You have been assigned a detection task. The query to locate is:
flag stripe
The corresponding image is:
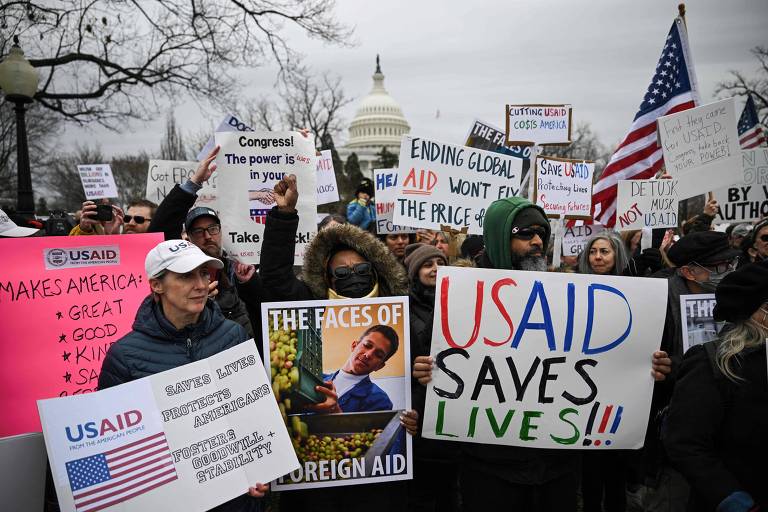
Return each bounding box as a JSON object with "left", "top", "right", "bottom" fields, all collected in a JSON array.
[
  {"left": 75, "top": 466, "right": 176, "bottom": 506},
  {"left": 107, "top": 445, "right": 170, "bottom": 471},
  {"left": 102, "top": 432, "right": 165, "bottom": 456},
  {"left": 108, "top": 453, "right": 173, "bottom": 479},
  {"left": 72, "top": 457, "right": 174, "bottom": 499},
  {"left": 80, "top": 475, "right": 179, "bottom": 512},
  {"left": 107, "top": 438, "right": 168, "bottom": 463}
]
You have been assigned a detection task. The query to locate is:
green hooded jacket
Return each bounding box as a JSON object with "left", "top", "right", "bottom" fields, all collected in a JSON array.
[{"left": 482, "top": 196, "right": 550, "bottom": 270}]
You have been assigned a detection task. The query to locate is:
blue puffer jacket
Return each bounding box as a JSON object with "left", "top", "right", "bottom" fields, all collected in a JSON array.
[
  {"left": 98, "top": 296, "right": 263, "bottom": 512},
  {"left": 346, "top": 198, "right": 376, "bottom": 230}
]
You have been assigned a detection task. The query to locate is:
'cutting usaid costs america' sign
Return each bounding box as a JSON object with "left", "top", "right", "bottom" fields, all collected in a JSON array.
[
  {"left": 422, "top": 267, "right": 667, "bottom": 449},
  {"left": 505, "top": 104, "right": 572, "bottom": 146}
]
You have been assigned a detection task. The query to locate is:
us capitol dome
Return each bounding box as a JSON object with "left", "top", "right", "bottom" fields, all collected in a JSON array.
[{"left": 339, "top": 56, "right": 411, "bottom": 176}]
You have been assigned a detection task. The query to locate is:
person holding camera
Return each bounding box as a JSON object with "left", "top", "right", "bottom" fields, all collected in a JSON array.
[{"left": 69, "top": 198, "right": 157, "bottom": 235}]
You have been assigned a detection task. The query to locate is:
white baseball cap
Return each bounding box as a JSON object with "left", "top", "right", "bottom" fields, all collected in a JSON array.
[
  {"left": 145, "top": 239, "right": 224, "bottom": 278},
  {"left": 0, "top": 208, "right": 39, "bottom": 237}
]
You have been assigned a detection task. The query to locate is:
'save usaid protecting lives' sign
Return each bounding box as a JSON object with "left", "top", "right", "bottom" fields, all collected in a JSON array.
[{"left": 422, "top": 267, "right": 667, "bottom": 449}]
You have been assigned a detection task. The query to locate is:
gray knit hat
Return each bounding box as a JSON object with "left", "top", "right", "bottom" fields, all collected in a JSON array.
[{"left": 403, "top": 243, "right": 447, "bottom": 282}]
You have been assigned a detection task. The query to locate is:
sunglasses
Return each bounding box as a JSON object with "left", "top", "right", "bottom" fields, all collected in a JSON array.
[
  {"left": 124, "top": 215, "right": 151, "bottom": 224},
  {"left": 691, "top": 260, "right": 736, "bottom": 274},
  {"left": 512, "top": 227, "right": 547, "bottom": 241},
  {"left": 188, "top": 224, "right": 221, "bottom": 238},
  {"left": 330, "top": 262, "right": 373, "bottom": 280}
]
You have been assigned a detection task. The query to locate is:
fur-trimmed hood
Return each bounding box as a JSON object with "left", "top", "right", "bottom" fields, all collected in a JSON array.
[{"left": 301, "top": 223, "right": 408, "bottom": 298}]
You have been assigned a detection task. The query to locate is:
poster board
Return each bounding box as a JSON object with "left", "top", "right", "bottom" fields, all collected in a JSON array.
[
  {"left": 214, "top": 131, "right": 317, "bottom": 264},
  {"left": 422, "top": 266, "right": 667, "bottom": 449},
  {"left": 261, "top": 297, "right": 412, "bottom": 490},
  {"left": 316, "top": 150, "right": 340, "bottom": 205},
  {"left": 679, "top": 294, "right": 723, "bottom": 354},
  {"left": 562, "top": 224, "right": 608, "bottom": 256},
  {"left": 197, "top": 114, "right": 255, "bottom": 161},
  {"left": 464, "top": 119, "right": 532, "bottom": 180},
  {"left": 658, "top": 97, "right": 742, "bottom": 199},
  {"left": 373, "top": 168, "right": 417, "bottom": 235},
  {"left": 77, "top": 164, "right": 118, "bottom": 200},
  {"left": 533, "top": 156, "right": 594, "bottom": 219},
  {"left": 0, "top": 233, "right": 164, "bottom": 437},
  {"left": 616, "top": 179, "right": 679, "bottom": 230},
  {"left": 145, "top": 160, "right": 217, "bottom": 206},
  {"left": 713, "top": 148, "right": 768, "bottom": 222},
  {"left": 39, "top": 342, "right": 298, "bottom": 512},
  {"left": 393, "top": 135, "right": 523, "bottom": 235},
  {"left": 505, "top": 104, "right": 573, "bottom": 146}
]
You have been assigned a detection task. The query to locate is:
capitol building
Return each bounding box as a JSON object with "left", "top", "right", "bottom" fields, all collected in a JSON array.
[{"left": 338, "top": 56, "right": 411, "bottom": 176}]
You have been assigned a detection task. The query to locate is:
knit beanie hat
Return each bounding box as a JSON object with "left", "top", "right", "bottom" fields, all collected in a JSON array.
[
  {"left": 713, "top": 260, "right": 768, "bottom": 323},
  {"left": 403, "top": 243, "right": 447, "bottom": 282},
  {"left": 483, "top": 197, "right": 550, "bottom": 270}
]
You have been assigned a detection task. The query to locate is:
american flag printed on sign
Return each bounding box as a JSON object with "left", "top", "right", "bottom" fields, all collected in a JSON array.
[
  {"left": 591, "top": 17, "right": 700, "bottom": 227},
  {"left": 738, "top": 95, "right": 767, "bottom": 149},
  {"left": 65, "top": 432, "right": 177, "bottom": 512}
]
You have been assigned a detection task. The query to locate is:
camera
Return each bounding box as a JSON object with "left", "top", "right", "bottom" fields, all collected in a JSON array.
[
  {"left": 95, "top": 203, "right": 113, "bottom": 222},
  {"left": 45, "top": 210, "right": 74, "bottom": 236}
]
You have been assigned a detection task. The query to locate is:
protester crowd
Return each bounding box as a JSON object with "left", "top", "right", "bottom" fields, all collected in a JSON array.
[{"left": 1, "top": 141, "right": 767, "bottom": 512}]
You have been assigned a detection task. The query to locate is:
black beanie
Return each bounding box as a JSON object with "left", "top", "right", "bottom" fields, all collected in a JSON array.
[
  {"left": 713, "top": 260, "right": 768, "bottom": 323},
  {"left": 512, "top": 206, "right": 550, "bottom": 251}
]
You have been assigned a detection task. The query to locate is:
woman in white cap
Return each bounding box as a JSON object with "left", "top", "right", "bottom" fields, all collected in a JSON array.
[{"left": 98, "top": 240, "right": 269, "bottom": 510}]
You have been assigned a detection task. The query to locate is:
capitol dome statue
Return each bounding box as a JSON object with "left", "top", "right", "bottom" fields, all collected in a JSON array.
[{"left": 339, "top": 56, "right": 411, "bottom": 176}]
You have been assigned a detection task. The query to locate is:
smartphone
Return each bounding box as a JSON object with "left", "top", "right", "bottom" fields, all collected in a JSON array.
[{"left": 95, "top": 204, "right": 113, "bottom": 222}]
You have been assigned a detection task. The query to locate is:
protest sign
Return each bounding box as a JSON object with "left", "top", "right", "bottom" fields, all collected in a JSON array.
[
  {"left": 505, "top": 104, "right": 572, "bottom": 146},
  {"left": 422, "top": 266, "right": 667, "bottom": 449},
  {"left": 214, "top": 131, "right": 317, "bottom": 264},
  {"left": 197, "top": 114, "right": 255, "bottom": 161},
  {"left": 145, "top": 160, "right": 217, "bottom": 205},
  {"left": 713, "top": 148, "right": 768, "bottom": 222},
  {"left": 39, "top": 342, "right": 298, "bottom": 512},
  {"left": 464, "top": 119, "right": 532, "bottom": 178},
  {"left": 77, "top": 164, "right": 118, "bottom": 200},
  {"left": 394, "top": 135, "right": 523, "bottom": 235},
  {"left": 261, "top": 297, "right": 412, "bottom": 490},
  {"left": 534, "top": 156, "right": 594, "bottom": 219},
  {"left": 0, "top": 234, "right": 163, "bottom": 437},
  {"left": 374, "top": 168, "right": 416, "bottom": 235},
  {"left": 615, "top": 179, "right": 679, "bottom": 230},
  {"left": 658, "top": 97, "right": 742, "bottom": 198},
  {"left": 316, "top": 150, "right": 340, "bottom": 205},
  {"left": 562, "top": 224, "right": 608, "bottom": 256},
  {"left": 679, "top": 294, "right": 723, "bottom": 353}
]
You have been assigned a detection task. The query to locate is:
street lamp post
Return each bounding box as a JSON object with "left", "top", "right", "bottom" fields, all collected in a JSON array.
[{"left": 0, "top": 41, "right": 39, "bottom": 217}]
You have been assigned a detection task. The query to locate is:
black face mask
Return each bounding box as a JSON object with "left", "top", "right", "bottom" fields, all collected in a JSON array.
[{"left": 334, "top": 273, "right": 374, "bottom": 298}]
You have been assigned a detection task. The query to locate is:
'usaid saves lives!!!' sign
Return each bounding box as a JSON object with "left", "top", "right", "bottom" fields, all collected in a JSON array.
[{"left": 422, "top": 267, "right": 666, "bottom": 449}]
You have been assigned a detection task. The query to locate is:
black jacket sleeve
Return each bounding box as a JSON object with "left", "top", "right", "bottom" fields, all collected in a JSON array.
[
  {"left": 97, "top": 344, "right": 131, "bottom": 390},
  {"left": 259, "top": 207, "right": 313, "bottom": 301},
  {"left": 148, "top": 184, "right": 197, "bottom": 240},
  {"left": 663, "top": 345, "right": 743, "bottom": 511}
]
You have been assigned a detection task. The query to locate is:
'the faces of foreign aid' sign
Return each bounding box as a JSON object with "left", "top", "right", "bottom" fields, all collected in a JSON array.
[{"left": 422, "top": 267, "right": 667, "bottom": 449}]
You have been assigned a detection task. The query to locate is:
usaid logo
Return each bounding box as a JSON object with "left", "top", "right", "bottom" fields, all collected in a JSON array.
[
  {"left": 65, "top": 410, "right": 143, "bottom": 442},
  {"left": 44, "top": 245, "right": 121, "bottom": 270}
]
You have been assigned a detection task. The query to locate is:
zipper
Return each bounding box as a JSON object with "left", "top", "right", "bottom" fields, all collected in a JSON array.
[{"left": 186, "top": 338, "right": 192, "bottom": 358}]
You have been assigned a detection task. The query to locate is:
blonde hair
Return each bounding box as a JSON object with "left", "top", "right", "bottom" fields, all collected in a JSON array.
[{"left": 716, "top": 320, "right": 768, "bottom": 382}]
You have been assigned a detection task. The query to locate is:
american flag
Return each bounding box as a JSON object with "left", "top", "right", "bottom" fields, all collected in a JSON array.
[
  {"left": 591, "top": 17, "right": 700, "bottom": 226},
  {"left": 65, "top": 432, "right": 177, "bottom": 512},
  {"left": 738, "top": 95, "right": 766, "bottom": 149}
]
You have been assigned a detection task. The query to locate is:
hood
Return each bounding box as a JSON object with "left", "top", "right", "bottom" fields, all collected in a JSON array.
[
  {"left": 132, "top": 295, "right": 226, "bottom": 341},
  {"left": 301, "top": 223, "right": 408, "bottom": 298},
  {"left": 483, "top": 196, "right": 549, "bottom": 270}
]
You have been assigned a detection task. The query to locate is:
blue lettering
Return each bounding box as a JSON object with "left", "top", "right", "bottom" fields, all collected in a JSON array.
[
  {"left": 65, "top": 424, "right": 84, "bottom": 442},
  {"left": 511, "top": 281, "right": 557, "bottom": 351},
  {"left": 582, "top": 284, "right": 633, "bottom": 354},
  {"left": 563, "top": 283, "right": 575, "bottom": 352}
]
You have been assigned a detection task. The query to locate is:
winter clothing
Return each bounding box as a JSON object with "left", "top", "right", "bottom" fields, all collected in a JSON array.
[
  {"left": 346, "top": 198, "right": 376, "bottom": 230},
  {"left": 403, "top": 243, "right": 446, "bottom": 282},
  {"left": 482, "top": 197, "right": 549, "bottom": 270},
  {"left": 664, "top": 342, "right": 768, "bottom": 511},
  {"left": 667, "top": 231, "right": 740, "bottom": 267},
  {"left": 713, "top": 261, "right": 768, "bottom": 323}
]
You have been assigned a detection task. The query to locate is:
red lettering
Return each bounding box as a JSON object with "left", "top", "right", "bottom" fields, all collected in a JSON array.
[
  {"left": 484, "top": 278, "right": 517, "bottom": 346},
  {"left": 440, "top": 276, "right": 484, "bottom": 349},
  {"left": 100, "top": 418, "right": 117, "bottom": 435}
]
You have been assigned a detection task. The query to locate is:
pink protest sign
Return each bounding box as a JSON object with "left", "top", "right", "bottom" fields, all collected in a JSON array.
[{"left": 0, "top": 233, "right": 163, "bottom": 436}]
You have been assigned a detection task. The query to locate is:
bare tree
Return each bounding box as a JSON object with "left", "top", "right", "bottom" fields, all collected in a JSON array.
[
  {"left": 38, "top": 146, "right": 106, "bottom": 211},
  {"left": 0, "top": 1, "right": 351, "bottom": 128},
  {"left": 159, "top": 112, "right": 187, "bottom": 161},
  {"left": 716, "top": 46, "right": 768, "bottom": 125}
]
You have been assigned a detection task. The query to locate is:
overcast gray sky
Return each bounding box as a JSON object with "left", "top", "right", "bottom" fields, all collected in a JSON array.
[{"left": 59, "top": 0, "right": 768, "bottom": 158}]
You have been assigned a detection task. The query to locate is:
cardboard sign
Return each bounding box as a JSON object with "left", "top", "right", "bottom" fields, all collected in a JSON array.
[
  {"left": 394, "top": 135, "right": 524, "bottom": 235},
  {"left": 658, "top": 98, "right": 741, "bottom": 198},
  {"left": 505, "top": 104, "right": 573, "bottom": 146},
  {"left": 562, "top": 224, "right": 608, "bottom": 256},
  {"left": 261, "top": 297, "right": 412, "bottom": 490},
  {"left": 145, "top": 160, "right": 217, "bottom": 206},
  {"left": 616, "top": 179, "right": 679, "bottom": 230},
  {"left": 39, "top": 342, "right": 298, "bottom": 512},
  {"left": 534, "top": 156, "right": 594, "bottom": 219},
  {"left": 422, "top": 266, "right": 667, "bottom": 449},
  {"left": 77, "top": 164, "right": 118, "bottom": 200},
  {"left": 374, "top": 168, "right": 416, "bottom": 235},
  {"left": 214, "top": 131, "right": 317, "bottom": 264},
  {"left": 0, "top": 234, "right": 164, "bottom": 437},
  {"left": 713, "top": 148, "right": 768, "bottom": 222},
  {"left": 197, "top": 114, "right": 255, "bottom": 161},
  {"left": 316, "top": 150, "right": 340, "bottom": 205},
  {"left": 679, "top": 294, "right": 723, "bottom": 354}
]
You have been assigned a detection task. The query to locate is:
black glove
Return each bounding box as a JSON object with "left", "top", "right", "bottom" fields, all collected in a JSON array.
[{"left": 625, "top": 248, "right": 663, "bottom": 276}]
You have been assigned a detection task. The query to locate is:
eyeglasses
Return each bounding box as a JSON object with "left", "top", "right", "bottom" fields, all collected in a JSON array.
[
  {"left": 691, "top": 260, "right": 736, "bottom": 275},
  {"left": 512, "top": 227, "right": 547, "bottom": 241},
  {"left": 188, "top": 224, "right": 221, "bottom": 238},
  {"left": 330, "top": 262, "right": 373, "bottom": 280},
  {"left": 124, "top": 215, "right": 151, "bottom": 224}
]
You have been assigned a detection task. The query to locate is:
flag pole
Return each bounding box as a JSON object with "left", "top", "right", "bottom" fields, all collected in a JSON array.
[{"left": 678, "top": 3, "right": 686, "bottom": 23}]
